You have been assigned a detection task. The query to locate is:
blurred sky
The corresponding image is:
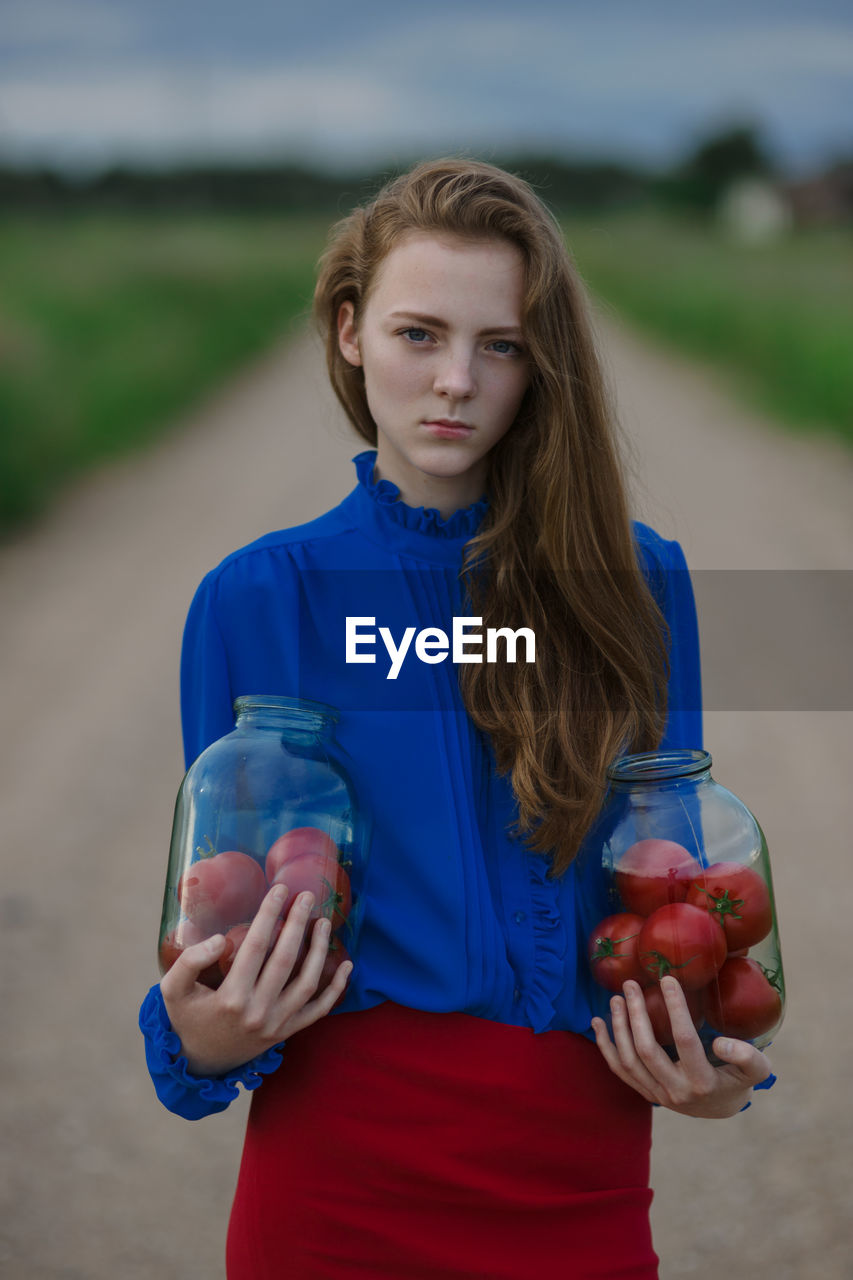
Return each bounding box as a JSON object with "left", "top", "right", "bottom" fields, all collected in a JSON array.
[{"left": 0, "top": 0, "right": 851, "bottom": 176}]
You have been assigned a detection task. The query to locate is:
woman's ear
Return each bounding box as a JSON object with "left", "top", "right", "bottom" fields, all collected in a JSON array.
[{"left": 337, "top": 301, "right": 362, "bottom": 367}]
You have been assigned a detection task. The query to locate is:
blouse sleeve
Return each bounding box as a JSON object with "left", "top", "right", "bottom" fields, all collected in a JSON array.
[
  {"left": 138, "top": 984, "right": 285, "bottom": 1121},
  {"left": 635, "top": 525, "right": 703, "bottom": 751},
  {"left": 140, "top": 559, "right": 288, "bottom": 1120},
  {"left": 180, "top": 568, "right": 238, "bottom": 769}
]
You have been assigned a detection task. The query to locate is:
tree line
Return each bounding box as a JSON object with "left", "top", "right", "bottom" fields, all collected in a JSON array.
[{"left": 0, "top": 126, "right": 802, "bottom": 216}]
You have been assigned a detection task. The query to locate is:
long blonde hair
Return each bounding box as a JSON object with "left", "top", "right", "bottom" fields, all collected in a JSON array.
[{"left": 313, "top": 158, "right": 668, "bottom": 875}]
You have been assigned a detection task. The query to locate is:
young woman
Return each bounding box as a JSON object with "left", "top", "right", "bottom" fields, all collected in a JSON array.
[{"left": 140, "top": 158, "right": 773, "bottom": 1279}]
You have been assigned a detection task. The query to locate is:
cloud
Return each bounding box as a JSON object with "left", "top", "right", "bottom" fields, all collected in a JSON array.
[
  {"left": 0, "top": 64, "right": 401, "bottom": 167},
  {"left": 1, "top": 0, "right": 143, "bottom": 55},
  {"left": 359, "top": 12, "right": 853, "bottom": 102},
  {"left": 0, "top": 7, "right": 849, "bottom": 171}
]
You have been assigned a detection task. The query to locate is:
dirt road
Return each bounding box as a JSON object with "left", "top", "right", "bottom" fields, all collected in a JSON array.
[{"left": 1, "top": 318, "right": 850, "bottom": 1279}]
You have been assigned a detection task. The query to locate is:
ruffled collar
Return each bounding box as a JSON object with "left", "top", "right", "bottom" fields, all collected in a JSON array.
[{"left": 353, "top": 451, "right": 488, "bottom": 547}]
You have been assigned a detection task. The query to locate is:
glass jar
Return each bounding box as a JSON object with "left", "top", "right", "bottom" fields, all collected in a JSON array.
[
  {"left": 158, "top": 695, "right": 369, "bottom": 992},
  {"left": 576, "top": 749, "right": 784, "bottom": 1061}
]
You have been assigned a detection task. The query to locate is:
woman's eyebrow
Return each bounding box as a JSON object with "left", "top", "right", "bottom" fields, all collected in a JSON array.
[{"left": 388, "top": 310, "right": 523, "bottom": 337}]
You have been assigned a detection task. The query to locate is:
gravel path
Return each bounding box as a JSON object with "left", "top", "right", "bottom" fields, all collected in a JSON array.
[{"left": 1, "top": 318, "right": 850, "bottom": 1279}]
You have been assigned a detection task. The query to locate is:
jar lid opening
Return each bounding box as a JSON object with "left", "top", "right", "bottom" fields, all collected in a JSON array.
[
  {"left": 233, "top": 694, "right": 340, "bottom": 723},
  {"left": 607, "top": 748, "right": 711, "bottom": 783}
]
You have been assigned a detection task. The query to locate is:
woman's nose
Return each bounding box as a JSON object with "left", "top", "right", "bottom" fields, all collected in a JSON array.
[{"left": 433, "top": 349, "right": 476, "bottom": 400}]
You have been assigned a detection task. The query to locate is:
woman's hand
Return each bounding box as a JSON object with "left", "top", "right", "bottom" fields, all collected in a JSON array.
[
  {"left": 591, "top": 975, "right": 773, "bottom": 1118},
  {"left": 160, "top": 883, "right": 353, "bottom": 1078}
]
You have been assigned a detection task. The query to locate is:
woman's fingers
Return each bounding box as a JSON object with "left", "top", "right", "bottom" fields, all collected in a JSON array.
[
  {"left": 590, "top": 1014, "right": 657, "bottom": 1103},
  {"left": 657, "top": 976, "right": 712, "bottom": 1076},
  {"left": 634, "top": 978, "right": 718, "bottom": 1106},
  {"left": 593, "top": 976, "right": 776, "bottom": 1117},
  {"left": 594, "top": 979, "right": 715, "bottom": 1105},
  {"left": 260, "top": 909, "right": 327, "bottom": 1005},
  {"left": 274, "top": 945, "right": 354, "bottom": 1038},
  {"left": 160, "top": 932, "right": 226, "bottom": 1000},
  {"left": 253, "top": 889, "right": 320, "bottom": 1002},
  {"left": 711, "top": 1035, "right": 774, "bottom": 1085},
  {"left": 223, "top": 883, "right": 301, "bottom": 995},
  {"left": 591, "top": 988, "right": 663, "bottom": 1103},
  {"left": 611, "top": 984, "right": 673, "bottom": 1099},
  {"left": 161, "top": 881, "right": 355, "bottom": 1070}
]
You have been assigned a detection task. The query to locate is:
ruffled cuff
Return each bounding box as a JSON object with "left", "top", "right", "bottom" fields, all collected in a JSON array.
[{"left": 138, "top": 983, "right": 285, "bottom": 1121}]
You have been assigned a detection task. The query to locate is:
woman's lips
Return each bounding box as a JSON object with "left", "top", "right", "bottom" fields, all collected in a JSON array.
[{"left": 422, "top": 419, "right": 474, "bottom": 439}]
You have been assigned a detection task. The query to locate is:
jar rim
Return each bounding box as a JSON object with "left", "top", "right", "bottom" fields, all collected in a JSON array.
[
  {"left": 607, "top": 748, "right": 711, "bottom": 783},
  {"left": 232, "top": 694, "right": 340, "bottom": 723}
]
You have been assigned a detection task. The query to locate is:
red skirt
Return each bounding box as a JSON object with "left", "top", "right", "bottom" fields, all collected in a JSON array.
[{"left": 226, "top": 1002, "right": 658, "bottom": 1279}]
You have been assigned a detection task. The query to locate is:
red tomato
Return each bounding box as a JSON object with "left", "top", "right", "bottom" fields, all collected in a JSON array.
[
  {"left": 638, "top": 902, "right": 727, "bottom": 989},
  {"left": 642, "top": 983, "right": 705, "bottom": 1046},
  {"left": 706, "top": 957, "right": 782, "bottom": 1040},
  {"left": 614, "top": 839, "right": 702, "bottom": 916},
  {"left": 588, "top": 913, "right": 649, "bottom": 992},
  {"left": 270, "top": 850, "right": 352, "bottom": 932},
  {"left": 684, "top": 862, "right": 772, "bottom": 950},
  {"left": 177, "top": 850, "right": 267, "bottom": 934},
  {"left": 265, "top": 827, "right": 341, "bottom": 884},
  {"left": 158, "top": 919, "right": 221, "bottom": 988}
]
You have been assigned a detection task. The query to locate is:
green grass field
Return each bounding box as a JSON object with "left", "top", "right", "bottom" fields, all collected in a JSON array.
[
  {"left": 0, "top": 209, "right": 850, "bottom": 533},
  {"left": 0, "top": 212, "right": 328, "bottom": 530},
  {"left": 562, "top": 212, "right": 853, "bottom": 441}
]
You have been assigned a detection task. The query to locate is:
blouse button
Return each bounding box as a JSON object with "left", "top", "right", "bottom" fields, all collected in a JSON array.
[
  {"left": 513, "top": 910, "right": 526, "bottom": 924},
  {"left": 513, "top": 987, "right": 521, "bottom": 1003}
]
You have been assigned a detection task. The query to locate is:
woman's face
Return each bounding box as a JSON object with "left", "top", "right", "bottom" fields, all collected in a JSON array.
[{"left": 337, "top": 231, "right": 530, "bottom": 517}]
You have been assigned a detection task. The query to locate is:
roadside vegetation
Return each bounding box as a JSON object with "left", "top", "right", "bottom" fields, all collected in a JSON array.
[
  {"left": 563, "top": 212, "right": 852, "bottom": 443},
  {"left": 1, "top": 195, "right": 850, "bottom": 534},
  {"left": 0, "top": 212, "right": 327, "bottom": 531}
]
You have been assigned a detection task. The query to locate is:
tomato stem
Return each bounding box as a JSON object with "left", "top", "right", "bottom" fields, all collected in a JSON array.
[
  {"left": 641, "top": 949, "right": 698, "bottom": 980},
  {"left": 694, "top": 885, "right": 744, "bottom": 922},
  {"left": 758, "top": 960, "right": 784, "bottom": 993},
  {"left": 318, "top": 874, "right": 348, "bottom": 926},
  {"left": 591, "top": 931, "right": 641, "bottom": 961}
]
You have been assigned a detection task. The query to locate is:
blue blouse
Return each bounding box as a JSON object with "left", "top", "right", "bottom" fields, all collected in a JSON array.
[{"left": 140, "top": 450, "right": 704, "bottom": 1119}]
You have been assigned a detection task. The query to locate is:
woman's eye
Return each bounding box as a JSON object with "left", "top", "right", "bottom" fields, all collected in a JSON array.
[
  {"left": 489, "top": 339, "right": 523, "bottom": 356},
  {"left": 403, "top": 328, "right": 430, "bottom": 343}
]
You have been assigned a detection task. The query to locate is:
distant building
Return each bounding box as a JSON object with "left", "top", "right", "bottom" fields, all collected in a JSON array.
[
  {"left": 717, "top": 177, "right": 793, "bottom": 243},
  {"left": 782, "top": 162, "right": 853, "bottom": 228}
]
